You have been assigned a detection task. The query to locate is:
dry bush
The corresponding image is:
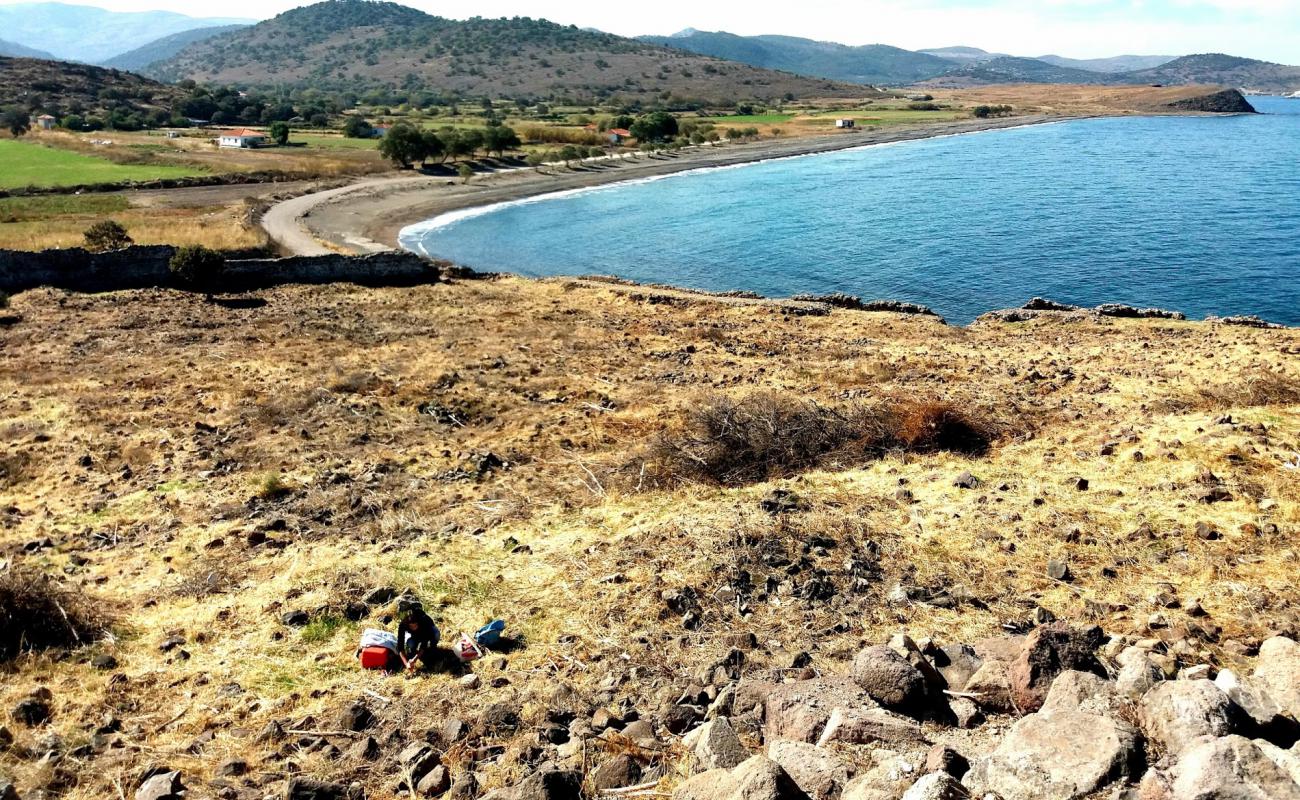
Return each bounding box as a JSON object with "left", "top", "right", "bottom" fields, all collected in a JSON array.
[
  {"left": 517, "top": 124, "right": 604, "bottom": 146},
  {"left": 895, "top": 401, "right": 993, "bottom": 455},
  {"left": 1159, "top": 372, "right": 1300, "bottom": 414},
  {"left": 641, "top": 392, "right": 996, "bottom": 487},
  {"left": 0, "top": 568, "right": 114, "bottom": 660}
]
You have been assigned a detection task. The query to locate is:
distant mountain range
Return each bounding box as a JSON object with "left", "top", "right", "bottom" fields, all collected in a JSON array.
[
  {"left": 102, "top": 25, "right": 249, "bottom": 72},
  {"left": 0, "top": 2, "right": 252, "bottom": 64},
  {"left": 0, "top": 38, "right": 56, "bottom": 59},
  {"left": 642, "top": 31, "right": 1300, "bottom": 93},
  {"left": 144, "top": 0, "right": 865, "bottom": 102}
]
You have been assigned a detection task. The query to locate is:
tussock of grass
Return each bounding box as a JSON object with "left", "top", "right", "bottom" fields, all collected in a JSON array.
[
  {"left": 1169, "top": 372, "right": 1300, "bottom": 413},
  {"left": 0, "top": 568, "right": 114, "bottom": 660},
  {"left": 641, "top": 392, "right": 995, "bottom": 486}
]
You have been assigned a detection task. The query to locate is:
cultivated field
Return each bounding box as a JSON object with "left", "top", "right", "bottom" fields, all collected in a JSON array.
[
  {"left": 0, "top": 275, "right": 1296, "bottom": 798},
  {"left": 0, "top": 139, "right": 201, "bottom": 190}
]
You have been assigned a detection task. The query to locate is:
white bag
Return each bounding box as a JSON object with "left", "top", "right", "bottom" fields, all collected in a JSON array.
[{"left": 359, "top": 628, "right": 398, "bottom": 653}]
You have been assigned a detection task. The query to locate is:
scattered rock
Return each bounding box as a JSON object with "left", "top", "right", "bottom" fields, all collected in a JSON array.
[
  {"left": 514, "top": 770, "right": 583, "bottom": 800},
  {"left": 591, "top": 755, "right": 643, "bottom": 791},
  {"left": 924, "top": 745, "right": 969, "bottom": 779},
  {"left": 953, "top": 472, "right": 979, "bottom": 490},
  {"left": 674, "top": 755, "right": 809, "bottom": 800},
  {"left": 767, "top": 741, "right": 854, "bottom": 800},
  {"left": 338, "top": 702, "right": 374, "bottom": 732},
  {"left": 11, "top": 695, "right": 51, "bottom": 727},
  {"left": 281, "top": 610, "right": 310, "bottom": 626},
  {"left": 285, "top": 778, "right": 362, "bottom": 800},
  {"left": 1216, "top": 669, "right": 1300, "bottom": 745},
  {"left": 1169, "top": 735, "right": 1300, "bottom": 799},
  {"left": 683, "top": 717, "right": 749, "bottom": 771},
  {"left": 135, "top": 771, "right": 184, "bottom": 800},
  {"left": 900, "top": 773, "right": 969, "bottom": 800},
  {"left": 417, "top": 766, "right": 452, "bottom": 797},
  {"left": 851, "top": 646, "right": 927, "bottom": 714},
  {"left": 1041, "top": 670, "right": 1124, "bottom": 716},
  {"left": 347, "top": 736, "right": 380, "bottom": 761},
  {"left": 1254, "top": 636, "right": 1300, "bottom": 721},
  {"left": 215, "top": 760, "right": 247, "bottom": 778},
  {"left": 1141, "top": 679, "right": 1237, "bottom": 757},
  {"left": 765, "top": 678, "right": 877, "bottom": 744},
  {"left": 1008, "top": 623, "right": 1105, "bottom": 714},
  {"left": 1045, "top": 559, "right": 1071, "bottom": 582},
  {"left": 963, "top": 660, "right": 1014, "bottom": 714},
  {"left": 965, "top": 710, "right": 1140, "bottom": 800},
  {"left": 815, "top": 707, "right": 925, "bottom": 748}
]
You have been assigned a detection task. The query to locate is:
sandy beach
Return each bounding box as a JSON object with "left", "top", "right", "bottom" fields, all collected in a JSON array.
[{"left": 264, "top": 115, "right": 1057, "bottom": 256}]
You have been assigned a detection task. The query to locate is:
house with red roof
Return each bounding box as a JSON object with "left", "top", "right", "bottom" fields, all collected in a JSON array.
[
  {"left": 607, "top": 128, "right": 633, "bottom": 145},
  {"left": 217, "top": 128, "right": 267, "bottom": 149}
]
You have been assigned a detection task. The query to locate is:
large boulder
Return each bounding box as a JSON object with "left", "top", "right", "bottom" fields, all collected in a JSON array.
[
  {"left": 1115, "top": 647, "right": 1164, "bottom": 701},
  {"left": 1217, "top": 669, "right": 1300, "bottom": 747},
  {"left": 674, "top": 756, "right": 810, "bottom": 800},
  {"left": 136, "top": 771, "right": 184, "bottom": 800},
  {"left": 839, "top": 756, "right": 921, "bottom": 800},
  {"left": 765, "top": 678, "right": 877, "bottom": 744},
  {"left": 964, "top": 710, "right": 1141, "bottom": 800},
  {"left": 514, "top": 770, "right": 582, "bottom": 800},
  {"left": 815, "top": 708, "right": 926, "bottom": 748},
  {"left": 1255, "top": 637, "right": 1300, "bottom": 721},
  {"left": 684, "top": 718, "right": 749, "bottom": 771},
  {"left": 767, "top": 741, "right": 855, "bottom": 800},
  {"left": 1169, "top": 735, "right": 1300, "bottom": 799},
  {"left": 962, "top": 661, "right": 1014, "bottom": 714},
  {"left": 591, "top": 755, "right": 643, "bottom": 791},
  {"left": 851, "top": 646, "right": 927, "bottom": 714},
  {"left": 1041, "top": 670, "right": 1125, "bottom": 716},
  {"left": 1141, "top": 680, "right": 1238, "bottom": 757},
  {"left": 932, "top": 645, "right": 982, "bottom": 693},
  {"left": 1007, "top": 623, "right": 1105, "bottom": 714}
]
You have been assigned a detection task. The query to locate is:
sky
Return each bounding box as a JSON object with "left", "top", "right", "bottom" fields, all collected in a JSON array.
[{"left": 4, "top": 0, "right": 1299, "bottom": 63}]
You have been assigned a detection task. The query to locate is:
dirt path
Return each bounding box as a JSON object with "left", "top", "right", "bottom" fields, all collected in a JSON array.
[{"left": 262, "top": 116, "right": 1059, "bottom": 256}]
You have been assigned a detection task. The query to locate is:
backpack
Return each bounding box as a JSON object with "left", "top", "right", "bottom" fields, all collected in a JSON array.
[{"left": 474, "top": 620, "right": 506, "bottom": 647}]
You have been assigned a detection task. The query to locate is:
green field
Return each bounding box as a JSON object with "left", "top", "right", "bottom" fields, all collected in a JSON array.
[
  {"left": 0, "top": 140, "right": 202, "bottom": 189},
  {"left": 700, "top": 113, "right": 796, "bottom": 125},
  {"left": 295, "top": 134, "right": 379, "bottom": 150}
]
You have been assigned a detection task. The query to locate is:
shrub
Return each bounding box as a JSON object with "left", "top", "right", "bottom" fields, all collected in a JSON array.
[
  {"left": 643, "top": 393, "right": 995, "bottom": 486},
  {"left": 908, "top": 102, "right": 942, "bottom": 111},
  {"left": 169, "top": 245, "right": 226, "bottom": 295},
  {"left": 83, "top": 220, "right": 133, "bottom": 252},
  {"left": 0, "top": 568, "right": 113, "bottom": 661}
]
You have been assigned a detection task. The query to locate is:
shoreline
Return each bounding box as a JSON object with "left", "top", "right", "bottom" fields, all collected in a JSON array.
[{"left": 269, "top": 115, "right": 1060, "bottom": 256}]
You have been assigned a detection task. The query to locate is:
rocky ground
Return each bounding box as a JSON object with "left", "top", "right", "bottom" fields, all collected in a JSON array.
[{"left": 1, "top": 275, "right": 1298, "bottom": 800}]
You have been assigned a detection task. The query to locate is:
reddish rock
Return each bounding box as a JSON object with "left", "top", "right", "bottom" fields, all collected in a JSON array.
[{"left": 1008, "top": 623, "right": 1105, "bottom": 714}]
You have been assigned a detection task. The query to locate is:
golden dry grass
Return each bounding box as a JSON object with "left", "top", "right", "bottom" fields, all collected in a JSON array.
[
  {"left": 0, "top": 277, "right": 1297, "bottom": 798},
  {"left": 0, "top": 202, "right": 269, "bottom": 251},
  {"left": 929, "top": 83, "right": 1242, "bottom": 116}
]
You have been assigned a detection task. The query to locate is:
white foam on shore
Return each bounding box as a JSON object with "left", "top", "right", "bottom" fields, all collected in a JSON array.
[{"left": 398, "top": 120, "right": 1067, "bottom": 257}]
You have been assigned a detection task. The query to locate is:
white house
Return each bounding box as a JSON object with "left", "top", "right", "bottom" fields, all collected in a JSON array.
[
  {"left": 217, "top": 128, "right": 267, "bottom": 149},
  {"left": 34, "top": 114, "right": 56, "bottom": 131},
  {"left": 835, "top": 119, "right": 856, "bottom": 129}
]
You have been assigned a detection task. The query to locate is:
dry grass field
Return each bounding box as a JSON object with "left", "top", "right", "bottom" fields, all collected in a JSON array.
[
  {"left": 0, "top": 275, "right": 1297, "bottom": 798},
  {"left": 928, "top": 83, "right": 1247, "bottom": 116}
]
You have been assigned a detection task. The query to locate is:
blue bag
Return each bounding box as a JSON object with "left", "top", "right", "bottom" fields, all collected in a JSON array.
[{"left": 474, "top": 620, "right": 506, "bottom": 646}]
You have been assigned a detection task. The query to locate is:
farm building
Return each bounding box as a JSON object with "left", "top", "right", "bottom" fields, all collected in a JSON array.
[
  {"left": 835, "top": 119, "right": 855, "bottom": 129},
  {"left": 217, "top": 129, "right": 267, "bottom": 149},
  {"left": 608, "top": 128, "right": 632, "bottom": 144},
  {"left": 34, "top": 114, "right": 56, "bottom": 131}
]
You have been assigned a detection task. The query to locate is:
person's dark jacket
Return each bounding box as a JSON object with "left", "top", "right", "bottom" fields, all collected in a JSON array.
[{"left": 397, "top": 610, "right": 439, "bottom": 656}]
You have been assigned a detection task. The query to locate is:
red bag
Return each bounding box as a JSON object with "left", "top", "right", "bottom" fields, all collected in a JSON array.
[{"left": 360, "top": 646, "right": 394, "bottom": 670}]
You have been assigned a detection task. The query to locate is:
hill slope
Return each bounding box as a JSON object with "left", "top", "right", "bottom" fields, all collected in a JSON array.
[
  {"left": 639, "top": 31, "right": 955, "bottom": 86},
  {"left": 1125, "top": 53, "right": 1300, "bottom": 93},
  {"left": 103, "top": 25, "right": 250, "bottom": 73},
  {"left": 0, "top": 56, "right": 183, "bottom": 119},
  {"left": 0, "top": 38, "right": 56, "bottom": 60},
  {"left": 1038, "top": 54, "right": 1176, "bottom": 73},
  {"left": 0, "top": 2, "right": 253, "bottom": 64},
  {"left": 920, "top": 56, "right": 1113, "bottom": 87},
  {"left": 153, "top": 0, "right": 866, "bottom": 102}
]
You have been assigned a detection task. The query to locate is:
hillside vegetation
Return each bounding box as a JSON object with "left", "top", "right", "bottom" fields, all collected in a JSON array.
[
  {"left": 150, "top": 0, "right": 864, "bottom": 103},
  {"left": 0, "top": 56, "right": 184, "bottom": 125},
  {"left": 103, "top": 25, "right": 251, "bottom": 73},
  {"left": 0, "top": 274, "right": 1297, "bottom": 799}
]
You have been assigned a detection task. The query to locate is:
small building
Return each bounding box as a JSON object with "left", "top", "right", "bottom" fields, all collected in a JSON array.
[
  {"left": 607, "top": 127, "right": 632, "bottom": 144},
  {"left": 370, "top": 125, "right": 391, "bottom": 138},
  {"left": 217, "top": 128, "right": 267, "bottom": 149},
  {"left": 34, "top": 114, "right": 56, "bottom": 131},
  {"left": 835, "top": 119, "right": 855, "bottom": 129}
]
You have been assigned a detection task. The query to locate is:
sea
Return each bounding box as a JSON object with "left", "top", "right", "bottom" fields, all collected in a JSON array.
[{"left": 400, "top": 97, "right": 1300, "bottom": 325}]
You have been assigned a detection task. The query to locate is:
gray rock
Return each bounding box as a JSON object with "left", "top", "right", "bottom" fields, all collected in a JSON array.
[
  {"left": 514, "top": 770, "right": 582, "bottom": 800},
  {"left": 766, "top": 742, "right": 853, "bottom": 800},
  {"left": 398, "top": 742, "right": 442, "bottom": 785},
  {"left": 1141, "top": 680, "right": 1237, "bottom": 757},
  {"left": 683, "top": 718, "right": 749, "bottom": 771},
  {"left": 1171, "top": 735, "right": 1300, "bottom": 799},
  {"left": 851, "top": 646, "right": 927, "bottom": 713},
  {"left": 673, "top": 756, "right": 809, "bottom": 800},
  {"left": 337, "top": 702, "right": 374, "bottom": 732},
  {"left": 215, "top": 759, "right": 247, "bottom": 777},
  {"left": 1008, "top": 623, "right": 1105, "bottom": 714},
  {"left": 815, "top": 708, "right": 925, "bottom": 748},
  {"left": 1255, "top": 636, "right": 1300, "bottom": 721},
  {"left": 417, "top": 766, "right": 452, "bottom": 797},
  {"left": 962, "top": 661, "right": 1014, "bottom": 714},
  {"left": 840, "top": 756, "right": 920, "bottom": 800},
  {"left": 933, "top": 645, "right": 982, "bottom": 693},
  {"left": 965, "top": 710, "right": 1140, "bottom": 800},
  {"left": 135, "top": 771, "right": 184, "bottom": 800},
  {"left": 1115, "top": 647, "right": 1163, "bottom": 701},
  {"left": 1217, "top": 669, "right": 1300, "bottom": 744},
  {"left": 285, "top": 778, "right": 363, "bottom": 800},
  {"left": 590, "top": 755, "right": 642, "bottom": 791},
  {"left": 900, "top": 773, "right": 968, "bottom": 800},
  {"left": 1041, "top": 670, "right": 1124, "bottom": 716},
  {"left": 948, "top": 698, "right": 984, "bottom": 729},
  {"left": 765, "top": 678, "right": 877, "bottom": 744},
  {"left": 923, "top": 745, "right": 969, "bottom": 779}
]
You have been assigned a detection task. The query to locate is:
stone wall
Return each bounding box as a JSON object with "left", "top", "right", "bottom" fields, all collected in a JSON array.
[{"left": 0, "top": 247, "right": 439, "bottom": 294}]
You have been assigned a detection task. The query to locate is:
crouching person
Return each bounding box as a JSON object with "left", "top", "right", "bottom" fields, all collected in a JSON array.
[{"left": 397, "top": 607, "right": 440, "bottom": 672}]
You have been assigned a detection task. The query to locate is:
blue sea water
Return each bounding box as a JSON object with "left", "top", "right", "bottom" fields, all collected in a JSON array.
[{"left": 401, "top": 97, "right": 1300, "bottom": 325}]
